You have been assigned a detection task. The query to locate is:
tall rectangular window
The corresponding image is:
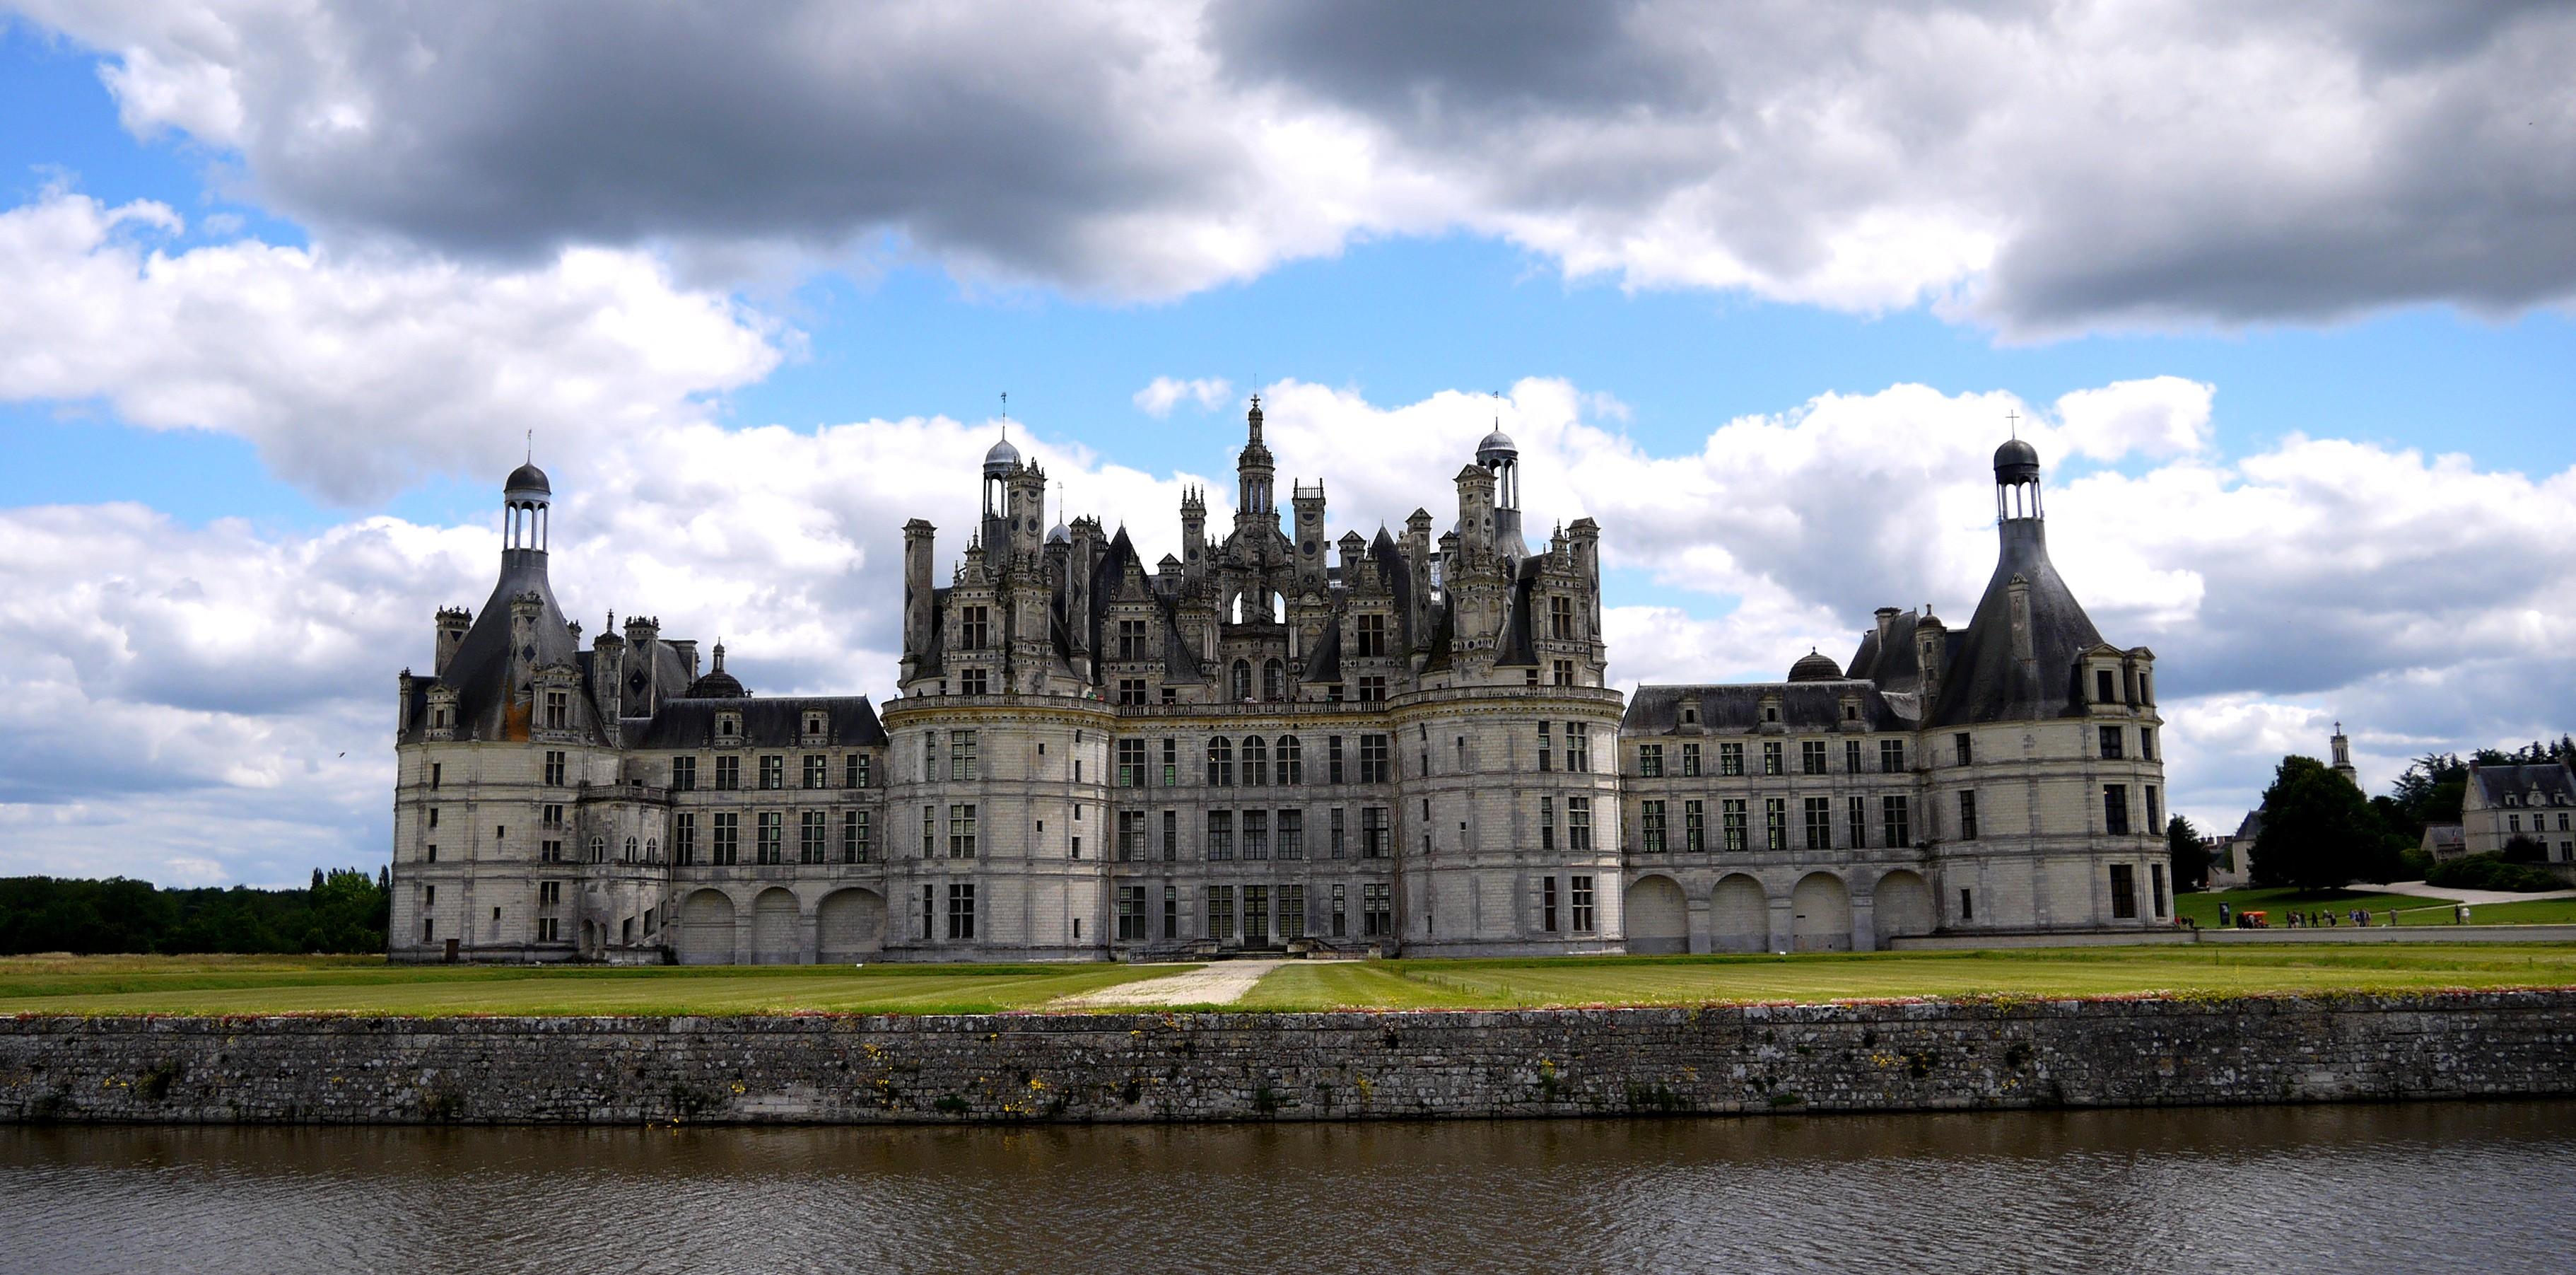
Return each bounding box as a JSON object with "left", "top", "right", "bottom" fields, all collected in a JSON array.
[
  {"left": 800, "top": 810, "right": 826, "bottom": 863},
  {"left": 1359, "top": 735, "right": 1391, "bottom": 783},
  {"left": 674, "top": 813, "right": 696, "bottom": 864},
  {"left": 1206, "top": 810, "right": 1234, "bottom": 861},
  {"left": 1721, "top": 742, "right": 1744, "bottom": 776},
  {"left": 1362, "top": 807, "right": 1390, "bottom": 858},
  {"left": 1640, "top": 800, "right": 1666, "bottom": 851},
  {"left": 1538, "top": 721, "right": 1552, "bottom": 772},
  {"left": 1207, "top": 737, "right": 1234, "bottom": 786},
  {"left": 1357, "top": 612, "right": 1387, "bottom": 657},
  {"left": 2099, "top": 726, "right": 2124, "bottom": 759},
  {"left": 2109, "top": 863, "right": 2137, "bottom": 919},
  {"left": 804, "top": 755, "right": 829, "bottom": 789},
  {"left": 1118, "top": 810, "right": 1144, "bottom": 861},
  {"left": 1243, "top": 885, "right": 1270, "bottom": 945},
  {"left": 1639, "top": 744, "right": 1663, "bottom": 778},
  {"left": 1845, "top": 739, "right": 1863, "bottom": 774},
  {"left": 1566, "top": 725, "right": 1590, "bottom": 773},
  {"left": 1542, "top": 876, "right": 1559, "bottom": 932},
  {"left": 2145, "top": 786, "right": 2162, "bottom": 834},
  {"left": 1765, "top": 798, "right": 1788, "bottom": 850},
  {"left": 2139, "top": 728, "right": 2156, "bottom": 762},
  {"left": 2150, "top": 863, "right": 2168, "bottom": 919},
  {"left": 949, "top": 803, "right": 978, "bottom": 857},
  {"left": 958, "top": 668, "right": 988, "bottom": 695},
  {"left": 1165, "top": 885, "right": 1180, "bottom": 939},
  {"left": 1954, "top": 732, "right": 1973, "bottom": 766},
  {"left": 1161, "top": 738, "right": 1179, "bottom": 786},
  {"left": 1362, "top": 883, "right": 1391, "bottom": 936},
  {"left": 1117, "top": 618, "right": 1148, "bottom": 660},
  {"left": 1330, "top": 883, "right": 1347, "bottom": 936},
  {"left": 845, "top": 753, "right": 870, "bottom": 788},
  {"left": 760, "top": 755, "right": 784, "bottom": 790},
  {"left": 1804, "top": 797, "right": 1832, "bottom": 850},
  {"left": 1569, "top": 876, "right": 1595, "bottom": 931},
  {"left": 1682, "top": 743, "right": 1701, "bottom": 776},
  {"left": 1281, "top": 885, "right": 1306, "bottom": 940},
  {"left": 2103, "top": 784, "right": 2131, "bottom": 836},
  {"left": 1722, "top": 799, "right": 1747, "bottom": 851},
  {"left": 1880, "top": 739, "right": 1907, "bottom": 773},
  {"left": 1540, "top": 796, "right": 1556, "bottom": 851},
  {"left": 1762, "top": 741, "right": 1784, "bottom": 776},
  {"left": 923, "top": 804, "right": 935, "bottom": 857},
  {"left": 1207, "top": 885, "right": 1236, "bottom": 941},
  {"left": 1243, "top": 810, "right": 1270, "bottom": 861},
  {"left": 1568, "top": 797, "right": 1593, "bottom": 851},
  {"left": 1849, "top": 796, "right": 1868, "bottom": 848},
  {"left": 1882, "top": 795, "right": 1911, "bottom": 848},
  {"left": 1161, "top": 809, "right": 1178, "bottom": 861},
  {"left": 1801, "top": 740, "right": 1827, "bottom": 775},
  {"left": 1550, "top": 595, "right": 1574, "bottom": 639},
  {"left": 1358, "top": 675, "right": 1388, "bottom": 701},
  {"left": 544, "top": 692, "right": 568, "bottom": 730},
  {"left": 1118, "top": 738, "right": 1146, "bottom": 787},
  {"left": 1958, "top": 790, "right": 1979, "bottom": 840},
  {"left": 948, "top": 883, "right": 976, "bottom": 938},
  {"left": 544, "top": 750, "right": 566, "bottom": 786},
  {"left": 949, "top": 730, "right": 979, "bottom": 781},
  {"left": 1330, "top": 807, "right": 1347, "bottom": 858},
  {"left": 1117, "top": 886, "right": 1145, "bottom": 941},
  {"left": 1685, "top": 800, "right": 1705, "bottom": 851},
  {"left": 712, "top": 813, "right": 739, "bottom": 866},
  {"left": 961, "top": 605, "right": 990, "bottom": 651},
  {"left": 2097, "top": 668, "right": 2117, "bottom": 704},
  {"left": 1328, "top": 735, "right": 1345, "bottom": 784},
  {"left": 1279, "top": 735, "right": 1303, "bottom": 785},
  {"left": 843, "top": 810, "right": 870, "bottom": 863},
  {"left": 715, "top": 755, "right": 740, "bottom": 791},
  {"left": 1278, "top": 809, "right": 1305, "bottom": 859},
  {"left": 672, "top": 756, "right": 696, "bottom": 791},
  {"left": 758, "top": 812, "right": 783, "bottom": 865}
]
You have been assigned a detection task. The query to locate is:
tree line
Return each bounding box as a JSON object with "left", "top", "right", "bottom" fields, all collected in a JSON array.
[
  {"left": 0, "top": 868, "right": 390, "bottom": 955},
  {"left": 2166, "top": 736, "right": 2576, "bottom": 895}
]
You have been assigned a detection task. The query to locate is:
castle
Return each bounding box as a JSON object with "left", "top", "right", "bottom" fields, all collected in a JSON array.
[{"left": 388, "top": 405, "right": 2172, "bottom": 962}]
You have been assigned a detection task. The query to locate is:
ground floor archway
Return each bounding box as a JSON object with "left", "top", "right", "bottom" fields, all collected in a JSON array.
[
  {"left": 1623, "top": 875, "right": 1687, "bottom": 955},
  {"left": 1791, "top": 872, "right": 1852, "bottom": 952},
  {"left": 749, "top": 887, "right": 801, "bottom": 965},
  {"left": 677, "top": 889, "right": 736, "bottom": 965},
  {"left": 816, "top": 887, "right": 887, "bottom": 962},
  {"left": 1873, "top": 870, "right": 1936, "bottom": 943},
  {"left": 1712, "top": 874, "right": 1769, "bottom": 953}
]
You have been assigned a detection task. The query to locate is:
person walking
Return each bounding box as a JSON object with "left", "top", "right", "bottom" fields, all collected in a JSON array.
[{"left": 2219, "top": 902, "right": 2232, "bottom": 927}]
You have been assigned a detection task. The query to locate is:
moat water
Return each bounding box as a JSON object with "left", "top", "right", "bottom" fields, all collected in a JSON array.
[{"left": 6, "top": 1102, "right": 2575, "bottom": 1274}]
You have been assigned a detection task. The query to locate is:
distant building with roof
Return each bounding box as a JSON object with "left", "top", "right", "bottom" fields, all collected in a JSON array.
[
  {"left": 2461, "top": 759, "right": 2576, "bottom": 869},
  {"left": 2420, "top": 822, "right": 2467, "bottom": 863},
  {"left": 387, "top": 412, "right": 2171, "bottom": 964}
]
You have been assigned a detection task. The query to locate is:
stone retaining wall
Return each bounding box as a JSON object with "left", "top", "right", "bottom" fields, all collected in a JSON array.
[{"left": 6, "top": 990, "right": 2574, "bottom": 1125}]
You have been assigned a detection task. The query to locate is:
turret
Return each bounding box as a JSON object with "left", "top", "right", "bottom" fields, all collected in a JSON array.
[
  {"left": 592, "top": 616, "right": 626, "bottom": 722},
  {"left": 434, "top": 607, "right": 472, "bottom": 675},
  {"left": 507, "top": 590, "right": 545, "bottom": 697},
  {"left": 901, "top": 518, "right": 937, "bottom": 680},
  {"left": 1476, "top": 426, "right": 1526, "bottom": 559},
  {"left": 503, "top": 460, "right": 551, "bottom": 573},
  {"left": 1235, "top": 395, "right": 1277, "bottom": 532},
  {"left": 1180, "top": 487, "right": 1207, "bottom": 572},
  {"left": 981, "top": 430, "right": 1020, "bottom": 552},
  {"left": 2331, "top": 723, "right": 2360, "bottom": 788},
  {"left": 1292, "top": 481, "right": 1328, "bottom": 588},
  {"left": 1454, "top": 462, "right": 1497, "bottom": 564}
]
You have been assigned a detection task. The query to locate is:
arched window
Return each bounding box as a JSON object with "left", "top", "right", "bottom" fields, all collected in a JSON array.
[
  {"left": 1242, "top": 735, "right": 1268, "bottom": 786},
  {"left": 1277, "top": 735, "right": 1302, "bottom": 785},
  {"left": 645, "top": 838, "right": 659, "bottom": 863},
  {"left": 1231, "top": 659, "right": 1253, "bottom": 700},
  {"left": 623, "top": 836, "right": 638, "bottom": 862},
  {"left": 589, "top": 836, "right": 606, "bottom": 863},
  {"left": 1263, "top": 658, "right": 1284, "bottom": 700},
  {"left": 1206, "top": 736, "right": 1234, "bottom": 786}
]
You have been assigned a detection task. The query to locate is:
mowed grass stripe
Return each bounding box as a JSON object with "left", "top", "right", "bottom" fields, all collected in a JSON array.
[
  {"left": 1238, "top": 945, "right": 2576, "bottom": 1011},
  {"left": 0, "top": 957, "right": 1185, "bottom": 1016}
]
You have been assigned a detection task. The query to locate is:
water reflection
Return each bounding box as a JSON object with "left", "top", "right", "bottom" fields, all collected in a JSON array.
[{"left": 6, "top": 1102, "right": 2575, "bottom": 1274}]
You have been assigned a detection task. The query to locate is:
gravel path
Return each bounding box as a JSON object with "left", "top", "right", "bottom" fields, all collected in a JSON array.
[
  {"left": 2355, "top": 880, "right": 2576, "bottom": 907},
  {"left": 1051, "top": 961, "right": 1285, "bottom": 1008}
]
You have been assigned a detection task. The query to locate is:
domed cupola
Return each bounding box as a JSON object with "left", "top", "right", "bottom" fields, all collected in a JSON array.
[
  {"left": 1476, "top": 428, "right": 1518, "bottom": 467},
  {"left": 1788, "top": 648, "right": 1844, "bottom": 682},
  {"left": 1994, "top": 437, "right": 2040, "bottom": 485},
  {"left": 983, "top": 433, "right": 1021, "bottom": 478},
  {"left": 684, "top": 639, "right": 747, "bottom": 698},
  {"left": 505, "top": 462, "right": 551, "bottom": 499}
]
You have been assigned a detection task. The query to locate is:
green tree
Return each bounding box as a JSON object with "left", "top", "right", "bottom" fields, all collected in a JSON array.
[
  {"left": 2250, "top": 755, "right": 2391, "bottom": 891},
  {"left": 2166, "top": 814, "right": 2209, "bottom": 892}
]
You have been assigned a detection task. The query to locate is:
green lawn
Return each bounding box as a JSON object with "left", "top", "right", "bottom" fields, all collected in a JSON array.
[
  {"left": 2173, "top": 886, "right": 2466, "bottom": 928},
  {"left": 2400, "top": 897, "right": 2576, "bottom": 926},
  {"left": 1234, "top": 946, "right": 2576, "bottom": 1011},
  {"left": 0, "top": 954, "right": 1184, "bottom": 1016}
]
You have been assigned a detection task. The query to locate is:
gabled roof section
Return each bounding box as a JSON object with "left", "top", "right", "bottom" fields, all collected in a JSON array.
[
  {"left": 631, "top": 695, "right": 887, "bottom": 749},
  {"left": 1622, "top": 682, "right": 1906, "bottom": 734},
  {"left": 2469, "top": 762, "right": 2576, "bottom": 808},
  {"left": 425, "top": 550, "right": 585, "bottom": 741}
]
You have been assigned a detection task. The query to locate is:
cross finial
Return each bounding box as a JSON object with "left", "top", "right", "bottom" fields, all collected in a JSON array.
[
  {"left": 525, "top": 429, "right": 532, "bottom": 463},
  {"left": 2004, "top": 409, "right": 2020, "bottom": 438},
  {"left": 1250, "top": 392, "right": 1260, "bottom": 409}
]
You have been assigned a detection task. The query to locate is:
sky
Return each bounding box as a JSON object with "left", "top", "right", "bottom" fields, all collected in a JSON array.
[{"left": 1, "top": 1, "right": 2572, "bottom": 888}]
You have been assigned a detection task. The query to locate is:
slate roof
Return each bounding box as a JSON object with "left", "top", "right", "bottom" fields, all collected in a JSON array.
[
  {"left": 2469, "top": 762, "right": 2576, "bottom": 807},
  {"left": 628, "top": 696, "right": 887, "bottom": 749},
  {"left": 416, "top": 549, "right": 588, "bottom": 743},
  {"left": 1622, "top": 682, "right": 1909, "bottom": 734},
  {"left": 1927, "top": 518, "right": 2106, "bottom": 727}
]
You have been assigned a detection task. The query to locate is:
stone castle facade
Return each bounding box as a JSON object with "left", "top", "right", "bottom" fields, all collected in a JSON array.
[{"left": 388, "top": 407, "right": 2171, "bottom": 963}]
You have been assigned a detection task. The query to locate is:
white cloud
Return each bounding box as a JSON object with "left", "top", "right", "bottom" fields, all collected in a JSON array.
[
  {"left": 1132, "top": 375, "right": 1234, "bottom": 417},
  {"left": 16, "top": 1, "right": 2576, "bottom": 332},
  {"left": 0, "top": 188, "right": 782, "bottom": 502}
]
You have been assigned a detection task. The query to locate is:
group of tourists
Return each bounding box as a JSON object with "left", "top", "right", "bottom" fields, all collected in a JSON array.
[{"left": 2213, "top": 901, "right": 2423, "bottom": 928}]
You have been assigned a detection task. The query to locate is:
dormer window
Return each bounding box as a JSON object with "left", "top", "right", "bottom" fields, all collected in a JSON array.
[
  {"left": 2096, "top": 668, "right": 2117, "bottom": 704},
  {"left": 1681, "top": 706, "right": 1697, "bottom": 726},
  {"left": 804, "top": 711, "right": 829, "bottom": 740},
  {"left": 1843, "top": 704, "right": 1858, "bottom": 722},
  {"left": 2505, "top": 794, "right": 2519, "bottom": 807},
  {"left": 718, "top": 712, "right": 740, "bottom": 739},
  {"left": 1764, "top": 706, "right": 1779, "bottom": 723}
]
